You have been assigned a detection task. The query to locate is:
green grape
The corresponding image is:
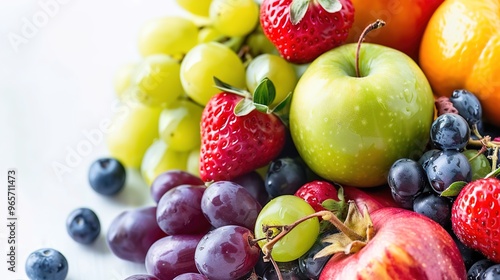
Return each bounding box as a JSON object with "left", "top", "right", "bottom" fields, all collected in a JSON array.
[
  {"left": 141, "top": 139, "right": 190, "bottom": 186},
  {"left": 113, "top": 63, "right": 137, "bottom": 99},
  {"left": 180, "top": 42, "right": 246, "bottom": 105},
  {"left": 198, "top": 26, "right": 224, "bottom": 43},
  {"left": 186, "top": 148, "right": 201, "bottom": 177},
  {"left": 209, "top": 0, "right": 259, "bottom": 37},
  {"left": 175, "top": 0, "right": 213, "bottom": 17},
  {"left": 463, "top": 149, "right": 492, "bottom": 180},
  {"left": 246, "top": 31, "right": 278, "bottom": 57},
  {"left": 246, "top": 54, "right": 298, "bottom": 107},
  {"left": 138, "top": 16, "right": 198, "bottom": 58},
  {"left": 159, "top": 99, "right": 203, "bottom": 152},
  {"left": 106, "top": 99, "right": 162, "bottom": 168},
  {"left": 255, "top": 195, "right": 319, "bottom": 262},
  {"left": 130, "top": 54, "right": 183, "bottom": 107}
]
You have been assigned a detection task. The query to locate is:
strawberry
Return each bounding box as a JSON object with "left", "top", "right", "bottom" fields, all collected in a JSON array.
[
  {"left": 260, "top": 0, "right": 354, "bottom": 64},
  {"left": 451, "top": 177, "right": 500, "bottom": 263},
  {"left": 199, "top": 78, "right": 287, "bottom": 182}
]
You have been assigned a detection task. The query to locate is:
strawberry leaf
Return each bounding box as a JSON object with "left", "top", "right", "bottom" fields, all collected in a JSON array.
[
  {"left": 317, "top": 0, "right": 342, "bottom": 13},
  {"left": 234, "top": 98, "right": 256, "bottom": 116},
  {"left": 272, "top": 92, "right": 292, "bottom": 113},
  {"left": 440, "top": 181, "right": 468, "bottom": 197},
  {"left": 213, "top": 77, "right": 251, "bottom": 98},
  {"left": 290, "top": 0, "right": 310, "bottom": 25},
  {"left": 253, "top": 78, "right": 276, "bottom": 106}
]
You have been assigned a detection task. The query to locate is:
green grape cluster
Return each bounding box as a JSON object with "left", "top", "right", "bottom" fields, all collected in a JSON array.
[{"left": 107, "top": 0, "right": 302, "bottom": 186}]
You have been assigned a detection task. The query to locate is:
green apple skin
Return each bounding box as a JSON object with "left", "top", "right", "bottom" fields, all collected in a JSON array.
[{"left": 289, "top": 43, "right": 435, "bottom": 187}]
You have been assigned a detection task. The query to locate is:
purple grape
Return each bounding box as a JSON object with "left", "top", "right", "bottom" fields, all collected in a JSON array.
[
  {"left": 156, "top": 184, "right": 211, "bottom": 235},
  {"left": 425, "top": 150, "right": 472, "bottom": 193},
  {"left": 430, "top": 113, "right": 470, "bottom": 151},
  {"left": 150, "top": 170, "right": 204, "bottom": 203},
  {"left": 195, "top": 225, "right": 260, "bottom": 279},
  {"left": 449, "top": 89, "right": 482, "bottom": 128},
  {"left": 387, "top": 158, "right": 427, "bottom": 209},
  {"left": 124, "top": 275, "right": 160, "bottom": 280},
  {"left": 173, "top": 273, "right": 209, "bottom": 280},
  {"left": 412, "top": 192, "right": 451, "bottom": 228},
  {"left": 146, "top": 234, "right": 203, "bottom": 279},
  {"left": 107, "top": 206, "right": 167, "bottom": 263},
  {"left": 201, "top": 181, "right": 262, "bottom": 229},
  {"left": 232, "top": 171, "right": 270, "bottom": 206}
]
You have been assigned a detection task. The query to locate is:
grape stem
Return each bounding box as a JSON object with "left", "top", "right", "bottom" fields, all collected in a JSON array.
[
  {"left": 468, "top": 124, "right": 500, "bottom": 172},
  {"left": 355, "top": 19, "right": 385, "bottom": 78}
]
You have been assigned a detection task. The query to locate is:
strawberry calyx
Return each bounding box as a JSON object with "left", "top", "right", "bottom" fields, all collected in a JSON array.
[
  {"left": 321, "top": 186, "right": 348, "bottom": 221},
  {"left": 213, "top": 76, "right": 292, "bottom": 117},
  {"left": 290, "top": 0, "right": 343, "bottom": 25}
]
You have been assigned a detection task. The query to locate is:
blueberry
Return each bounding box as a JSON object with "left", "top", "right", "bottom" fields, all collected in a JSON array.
[
  {"left": 467, "top": 259, "right": 495, "bottom": 280},
  {"left": 482, "top": 264, "right": 500, "bottom": 280},
  {"left": 387, "top": 158, "right": 427, "bottom": 209},
  {"left": 88, "top": 158, "right": 126, "bottom": 195},
  {"left": 430, "top": 113, "right": 470, "bottom": 151},
  {"left": 25, "top": 248, "right": 68, "bottom": 280},
  {"left": 66, "top": 207, "right": 100, "bottom": 244},
  {"left": 265, "top": 157, "right": 308, "bottom": 198}
]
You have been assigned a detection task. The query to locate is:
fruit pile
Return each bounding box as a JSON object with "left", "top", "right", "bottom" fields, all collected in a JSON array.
[{"left": 25, "top": 0, "right": 500, "bottom": 279}]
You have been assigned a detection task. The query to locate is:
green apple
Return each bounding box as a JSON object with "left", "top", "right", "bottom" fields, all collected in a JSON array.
[{"left": 289, "top": 42, "right": 434, "bottom": 187}]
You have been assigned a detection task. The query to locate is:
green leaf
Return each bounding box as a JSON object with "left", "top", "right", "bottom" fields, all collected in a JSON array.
[
  {"left": 271, "top": 92, "right": 292, "bottom": 113},
  {"left": 440, "top": 181, "right": 468, "bottom": 197},
  {"left": 290, "top": 0, "right": 310, "bottom": 25},
  {"left": 253, "top": 78, "right": 276, "bottom": 106},
  {"left": 317, "top": 0, "right": 342, "bottom": 13},
  {"left": 234, "top": 98, "right": 256, "bottom": 116},
  {"left": 254, "top": 103, "right": 270, "bottom": 114},
  {"left": 213, "top": 77, "right": 251, "bottom": 98}
]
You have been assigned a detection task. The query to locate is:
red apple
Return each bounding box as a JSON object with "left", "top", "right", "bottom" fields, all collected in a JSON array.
[
  {"left": 345, "top": 0, "right": 444, "bottom": 60},
  {"left": 343, "top": 186, "right": 399, "bottom": 213},
  {"left": 319, "top": 207, "right": 466, "bottom": 279}
]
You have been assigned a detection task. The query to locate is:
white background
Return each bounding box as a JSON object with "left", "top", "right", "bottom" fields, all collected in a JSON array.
[{"left": 0, "top": 0, "right": 186, "bottom": 279}]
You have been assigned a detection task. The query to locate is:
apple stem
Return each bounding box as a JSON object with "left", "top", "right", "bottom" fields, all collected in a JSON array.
[{"left": 355, "top": 19, "right": 386, "bottom": 78}]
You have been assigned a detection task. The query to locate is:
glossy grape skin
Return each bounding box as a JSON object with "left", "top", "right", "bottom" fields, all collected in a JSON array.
[
  {"left": 246, "top": 54, "right": 298, "bottom": 107},
  {"left": 140, "top": 139, "right": 190, "bottom": 186},
  {"left": 124, "top": 275, "right": 160, "bottom": 280},
  {"left": 209, "top": 0, "right": 259, "bottom": 37},
  {"left": 88, "top": 158, "right": 126, "bottom": 196},
  {"left": 463, "top": 149, "right": 492, "bottom": 181},
  {"left": 66, "top": 207, "right": 100, "bottom": 244},
  {"left": 232, "top": 171, "right": 270, "bottom": 206},
  {"left": 159, "top": 99, "right": 204, "bottom": 152},
  {"left": 387, "top": 158, "right": 427, "bottom": 209},
  {"left": 467, "top": 259, "right": 495, "bottom": 280},
  {"left": 173, "top": 273, "right": 209, "bottom": 280},
  {"left": 263, "top": 260, "right": 307, "bottom": 280},
  {"left": 107, "top": 206, "right": 167, "bottom": 263},
  {"left": 180, "top": 42, "right": 246, "bottom": 105},
  {"left": 298, "top": 233, "right": 335, "bottom": 280},
  {"left": 195, "top": 225, "right": 260, "bottom": 279},
  {"left": 201, "top": 181, "right": 262, "bottom": 229},
  {"left": 418, "top": 149, "right": 441, "bottom": 170},
  {"left": 146, "top": 234, "right": 203, "bottom": 279},
  {"left": 430, "top": 113, "right": 470, "bottom": 151},
  {"left": 138, "top": 16, "right": 198, "bottom": 58},
  {"left": 156, "top": 184, "right": 211, "bottom": 235},
  {"left": 412, "top": 192, "right": 452, "bottom": 229},
  {"left": 265, "top": 158, "right": 308, "bottom": 198},
  {"left": 131, "top": 54, "right": 183, "bottom": 107},
  {"left": 106, "top": 99, "right": 162, "bottom": 168},
  {"left": 150, "top": 170, "right": 203, "bottom": 203},
  {"left": 25, "top": 248, "right": 68, "bottom": 280},
  {"left": 255, "top": 195, "right": 320, "bottom": 262},
  {"left": 480, "top": 264, "right": 500, "bottom": 280},
  {"left": 449, "top": 89, "right": 483, "bottom": 128},
  {"left": 425, "top": 150, "right": 472, "bottom": 193}
]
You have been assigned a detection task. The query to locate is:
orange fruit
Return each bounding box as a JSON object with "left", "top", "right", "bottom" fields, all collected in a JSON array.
[
  {"left": 419, "top": 0, "right": 500, "bottom": 127},
  {"left": 345, "top": 0, "right": 443, "bottom": 61}
]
